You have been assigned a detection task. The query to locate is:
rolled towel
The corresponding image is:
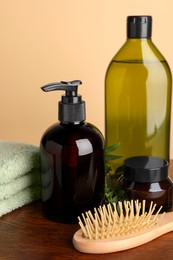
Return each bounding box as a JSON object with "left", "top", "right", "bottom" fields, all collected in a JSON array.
[
  {"left": 0, "top": 186, "right": 41, "bottom": 217},
  {"left": 0, "top": 169, "right": 41, "bottom": 200},
  {"left": 0, "top": 140, "right": 41, "bottom": 217},
  {"left": 0, "top": 140, "right": 40, "bottom": 184}
]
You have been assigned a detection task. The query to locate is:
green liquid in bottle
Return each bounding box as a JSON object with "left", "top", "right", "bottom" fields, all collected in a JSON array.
[{"left": 105, "top": 17, "right": 172, "bottom": 172}]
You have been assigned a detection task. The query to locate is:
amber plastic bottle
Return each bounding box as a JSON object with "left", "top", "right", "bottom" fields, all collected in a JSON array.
[{"left": 40, "top": 80, "right": 105, "bottom": 223}]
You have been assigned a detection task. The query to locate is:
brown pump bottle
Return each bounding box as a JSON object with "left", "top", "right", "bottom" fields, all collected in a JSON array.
[{"left": 40, "top": 80, "right": 105, "bottom": 223}]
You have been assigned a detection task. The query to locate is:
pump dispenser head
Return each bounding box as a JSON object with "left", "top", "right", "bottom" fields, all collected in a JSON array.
[{"left": 41, "top": 80, "right": 86, "bottom": 124}]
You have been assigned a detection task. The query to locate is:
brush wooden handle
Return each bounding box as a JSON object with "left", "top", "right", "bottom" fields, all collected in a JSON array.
[{"left": 73, "top": 211, "right": 173, "bottom": 254}]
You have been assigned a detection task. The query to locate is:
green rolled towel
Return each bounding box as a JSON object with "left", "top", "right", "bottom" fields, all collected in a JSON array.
[
  {"left": 0, "top": 186, "right": 41, "bottom": 217},
  {"left": 0, "top": 140, "right": 40, "bottom": 184},
  {"left": 0, "top": 169, "right": 40, "bottom": 200},
  {"left": 0, "top": 140, "right": 41, "bottom": 217}
]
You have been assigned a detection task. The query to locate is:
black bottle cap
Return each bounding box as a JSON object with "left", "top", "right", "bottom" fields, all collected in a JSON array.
[
  {"left": 123, "top": 156, "right": 168, "bottom": 183},
  {"left": 127, "top": 16, "right": 152, "bottom": 38},
  {"left": 41, "top": 80, "right": 86, "bottom": 124}
]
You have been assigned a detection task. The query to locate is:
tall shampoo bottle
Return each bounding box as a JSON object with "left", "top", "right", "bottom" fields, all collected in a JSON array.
[
  {"left": 40, "top": 80, "right": 105, "bottom": 223},
  {"left": 105, "top": 16, "right": 172, "bottom": 173}
]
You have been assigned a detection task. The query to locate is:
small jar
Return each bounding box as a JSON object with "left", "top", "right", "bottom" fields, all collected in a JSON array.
[{"left": 121, "top": 156, "right": 173, "bottom": 212}]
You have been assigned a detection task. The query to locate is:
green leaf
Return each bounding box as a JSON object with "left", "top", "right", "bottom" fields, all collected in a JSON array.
[
  {"left": 104, "top": 142, "right": 128, "bottom": 204},
  {"left": 105, "top": 154, "right": 122, "bottom": 161},
  {"left": 105, "top": 164, "right": 112, "bottom": 174},
  {"left": 104, "top": 143, "right": 121, "bottom": 153},
  {"left": 112, "top": 196, "right": 118, "bottom": 203}
]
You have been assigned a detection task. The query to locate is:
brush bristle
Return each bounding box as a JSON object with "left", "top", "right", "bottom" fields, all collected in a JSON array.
[{"left": 78, "top": 200, "right": 163, "bottom": 240}]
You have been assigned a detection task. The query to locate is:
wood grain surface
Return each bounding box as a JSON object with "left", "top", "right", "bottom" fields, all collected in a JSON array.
[{"left": 1, "top": 162, "right": 173, "bottom": 259}]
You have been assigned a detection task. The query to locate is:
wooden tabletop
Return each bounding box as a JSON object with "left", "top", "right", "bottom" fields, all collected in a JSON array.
[{"left": 1, "top": 162, "right": 173, "bottom": 259}]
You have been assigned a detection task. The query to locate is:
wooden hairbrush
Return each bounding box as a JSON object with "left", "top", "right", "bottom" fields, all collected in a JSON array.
[{"left": 73, "top": 200, "right": 173, "bottom": 254}]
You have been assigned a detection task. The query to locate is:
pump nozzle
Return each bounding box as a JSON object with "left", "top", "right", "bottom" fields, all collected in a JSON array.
[
  {"left": 41, "top": 80, "right": 82, "bottom": 97},
  {"left": 41, "top": 80, "right": 85, "bottom": 124}
]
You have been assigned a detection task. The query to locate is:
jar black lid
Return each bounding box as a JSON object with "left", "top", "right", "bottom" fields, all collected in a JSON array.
[{"left": 123, "top": 156, "right": 168, "bottom": 183}]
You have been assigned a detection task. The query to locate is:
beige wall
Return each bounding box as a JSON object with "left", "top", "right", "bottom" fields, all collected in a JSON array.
[{"left": 0, "top": 0, "right": 173, "bottom": 158}]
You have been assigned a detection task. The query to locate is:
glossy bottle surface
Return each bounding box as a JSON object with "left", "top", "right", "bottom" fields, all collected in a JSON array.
[
  {"left": 40, "top": 122, "right": 105, "bottom": 223},
  {"left": 121, "top": 156, "right": 173, "bottom": 212},
  {"left": 105, "top": 37, "right": 172, "bottom": 172},
  {"left": 121, "top": 178, "right": 173, "bottom": 212}
]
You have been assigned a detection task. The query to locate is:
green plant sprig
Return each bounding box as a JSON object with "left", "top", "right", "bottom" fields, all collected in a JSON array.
[{"left": 104, "top": 143, "right": 127, "bottom": 204}]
